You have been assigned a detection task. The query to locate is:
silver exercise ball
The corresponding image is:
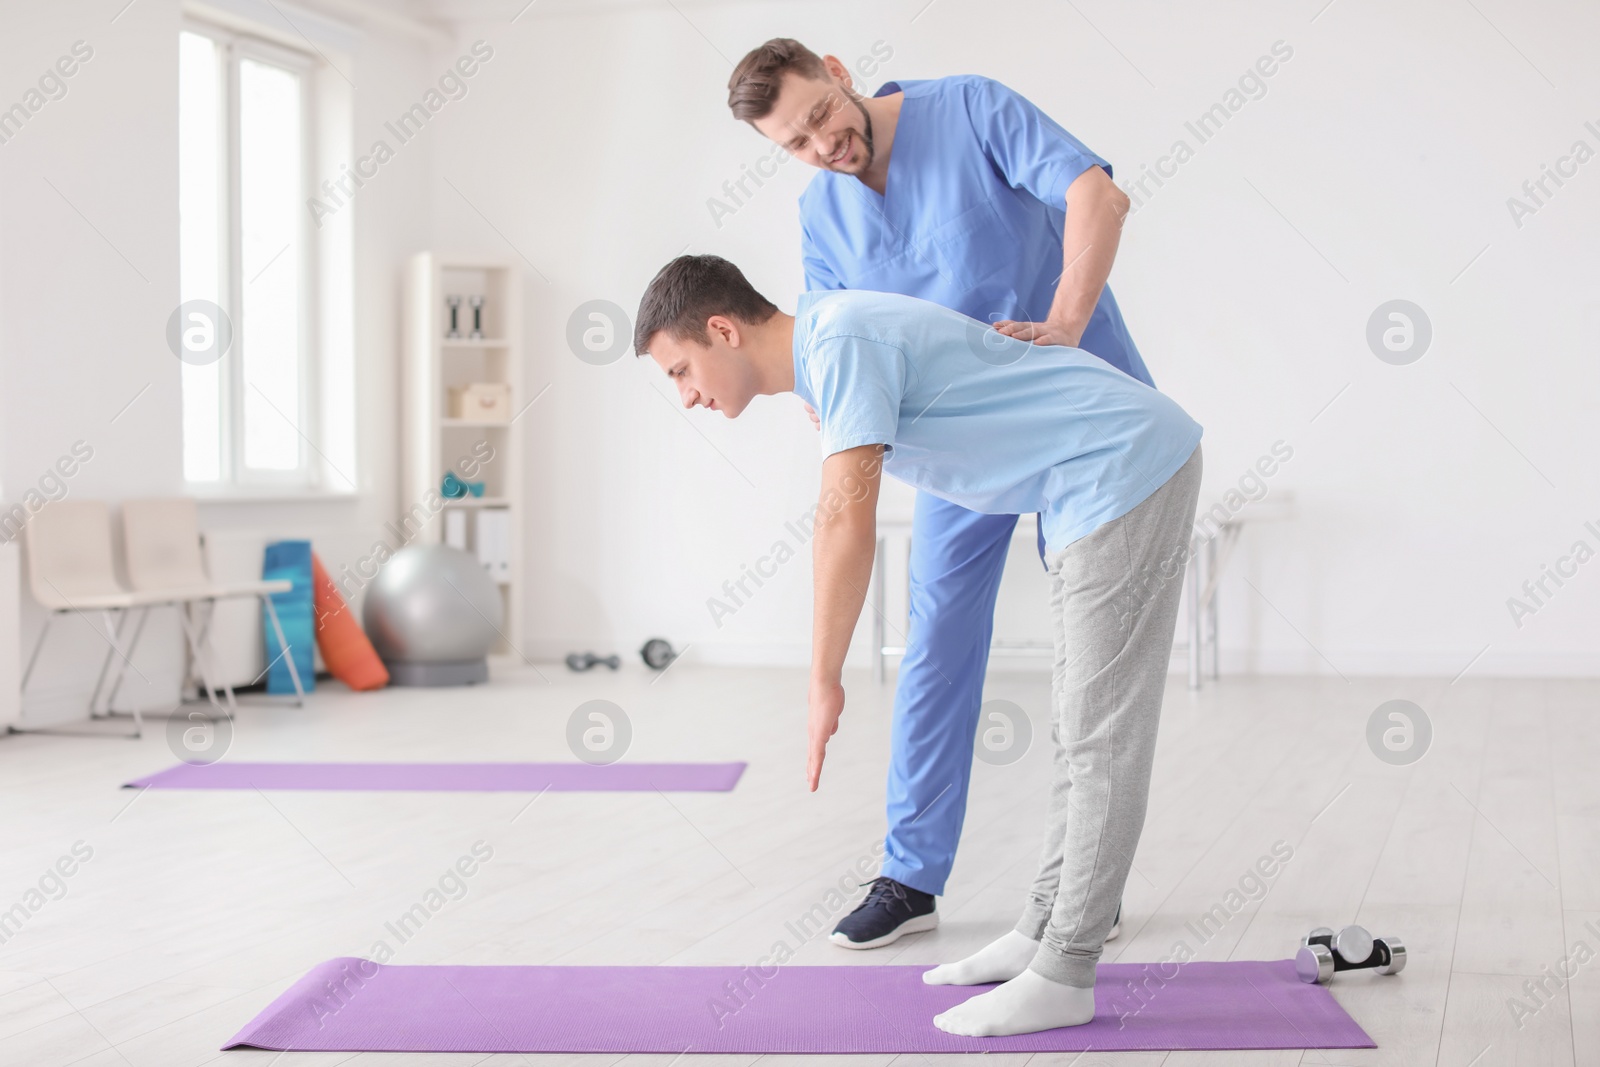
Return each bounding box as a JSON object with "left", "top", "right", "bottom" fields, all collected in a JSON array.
[{"left": 362, "top": 544, "right": 502, "bottom": 686}]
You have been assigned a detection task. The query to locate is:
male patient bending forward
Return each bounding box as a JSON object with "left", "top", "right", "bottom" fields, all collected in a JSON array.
[{"left": 633, "top": 255, "right": 1203, "bottom": 1036}]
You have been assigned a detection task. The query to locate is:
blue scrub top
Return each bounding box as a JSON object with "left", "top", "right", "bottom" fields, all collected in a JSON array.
[{"left": 798, "top": 75, "right": 1152, "bottom": 388}]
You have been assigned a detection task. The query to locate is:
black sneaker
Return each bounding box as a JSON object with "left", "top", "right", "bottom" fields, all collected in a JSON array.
[{"left": 829, "top": 876, "right": 939, "bottom": 950}]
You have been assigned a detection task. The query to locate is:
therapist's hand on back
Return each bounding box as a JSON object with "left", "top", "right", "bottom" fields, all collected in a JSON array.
[
  {"left": 803, "top": 401, "right": 820, "bottom": 430},
  {"left": 992, "top": 317, "right": 1085, "bottom": 349}
]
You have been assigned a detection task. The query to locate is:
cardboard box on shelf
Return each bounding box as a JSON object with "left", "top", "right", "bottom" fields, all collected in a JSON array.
[{"left": 448, "top": 382, "right": 511, "bottom": 422}]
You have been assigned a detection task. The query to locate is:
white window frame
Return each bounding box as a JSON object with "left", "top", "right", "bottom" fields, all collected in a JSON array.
[{"left": 181, "top": 17, "right": 322, "bottom": 492}]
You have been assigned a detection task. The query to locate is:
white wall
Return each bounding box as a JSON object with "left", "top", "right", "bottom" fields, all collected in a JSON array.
[
  {"left": 1, "top": 0, "right": 188, "bottom": 718},
  {"left": 436, "top": 0, "right": 1600, "bottom": 676}
]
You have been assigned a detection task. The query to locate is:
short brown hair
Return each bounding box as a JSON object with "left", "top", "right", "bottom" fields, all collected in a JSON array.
[
  {"left": 728, "top": 38, "right": 828, "bottom": 123},
  {"left": 633, "top": 255, "right": 778, "bottom": 356}
]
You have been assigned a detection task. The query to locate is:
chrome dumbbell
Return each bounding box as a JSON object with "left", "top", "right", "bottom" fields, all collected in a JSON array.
[
  {"left": 1295, "top": 924, "right": 1406, "bottom": 984},
  {"left": 565, "top": 651, "right": 620, "bottom": 672}
]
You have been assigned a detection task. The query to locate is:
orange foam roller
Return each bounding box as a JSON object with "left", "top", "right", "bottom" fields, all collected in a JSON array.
[{"left": 311, "top": 552, "right": 389, "bottom": 691}]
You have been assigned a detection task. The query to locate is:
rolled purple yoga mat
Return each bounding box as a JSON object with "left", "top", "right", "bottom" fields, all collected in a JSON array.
[
  {"left": 225, "top": 959, "right": 1374, "bottom": 1053},
  {"left": 124, "top": 761, "right": 745, "bottom": 792}
]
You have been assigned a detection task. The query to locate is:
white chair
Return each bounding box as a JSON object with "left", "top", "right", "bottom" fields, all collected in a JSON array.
[
  {"left": 16, "top": 501, "right": 173, "bottom": 737},
  {"left": 100, "top": 498, "right": 303, "bottom": 718}
]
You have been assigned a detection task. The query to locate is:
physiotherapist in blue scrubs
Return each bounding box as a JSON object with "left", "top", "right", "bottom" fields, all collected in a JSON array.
[{"left": 727, "top": 39, "right": 1157, "bottom": 949}]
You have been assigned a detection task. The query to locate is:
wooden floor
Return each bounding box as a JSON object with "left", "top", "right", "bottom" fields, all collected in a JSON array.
[{"left": 0, "top": 665, "right": 1593, "bottom": 1065}]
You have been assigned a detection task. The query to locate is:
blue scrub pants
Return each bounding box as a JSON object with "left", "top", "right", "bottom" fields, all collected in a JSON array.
[{"left": 880, "top": 490, "right": 1045, "bottom": 897}]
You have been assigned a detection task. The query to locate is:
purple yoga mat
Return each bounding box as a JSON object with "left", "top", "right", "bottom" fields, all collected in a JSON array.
[
  {"left": 224, "top": 959, "right": 1374, "bottom": 1053},
  {"left": 124, "top": 761, "right": 745, "bottom": 792}
]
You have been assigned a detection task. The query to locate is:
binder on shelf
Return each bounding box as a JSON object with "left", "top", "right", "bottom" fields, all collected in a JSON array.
[
  {"left": 492, "top": 511, "right": 505, "bottom": 579},
  {"left": 475, "top": 508, "right": 495, "bottom": 576},
  {"left": 476, "top": 508, "right": 510, "bottom": 582},
  {"left": 444, "top": 508, "right": 468, "bottom": 551}
]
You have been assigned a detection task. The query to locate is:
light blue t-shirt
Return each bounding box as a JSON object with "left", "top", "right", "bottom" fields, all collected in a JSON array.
[
  {"left": 791, "top": 290, "right": 1201, "bottom": 552},
  {"left": 799, "top": 75, "right": 1152, "bottom": 387}
]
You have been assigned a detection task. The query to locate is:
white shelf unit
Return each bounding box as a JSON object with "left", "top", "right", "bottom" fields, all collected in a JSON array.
[{"left": 401, "top": 253, "right": 524, "bottom": 658}]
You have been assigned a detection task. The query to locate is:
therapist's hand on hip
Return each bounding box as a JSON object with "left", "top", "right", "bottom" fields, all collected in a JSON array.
[{"left": 992, "top": 318, "right": 1085, "bottom": 348}]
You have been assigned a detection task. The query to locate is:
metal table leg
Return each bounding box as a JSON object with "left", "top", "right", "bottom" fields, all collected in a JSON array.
[
  {"left": 872, "top": 533, "right": 886, "bottom": 685},
  {"left": 1187, "top": 545, "right": 1201, "bottom": 689},
  {"left": 1207, "top": 535, "right": 1220, "bottom": 680}
]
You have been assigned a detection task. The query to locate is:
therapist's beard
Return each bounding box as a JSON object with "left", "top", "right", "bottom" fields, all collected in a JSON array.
[{"left": 842, "top": 96, "right": 875, "bottom": 173}]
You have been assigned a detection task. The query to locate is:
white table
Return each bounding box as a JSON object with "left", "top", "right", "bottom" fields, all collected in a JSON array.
[
  {"left": 1185, "top": 494, "right": 1295, "bottom": 688},
  {"left": 870, "top": 495, "right": 1295, "bottom": 688},
  {"left": 869, "top": 514, "right": 1052, "bottom": 684}
]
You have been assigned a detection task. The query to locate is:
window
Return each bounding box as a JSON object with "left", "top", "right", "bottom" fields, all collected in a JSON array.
[{"left": 179, "top": 22, "right": 333, "bottom": 491}]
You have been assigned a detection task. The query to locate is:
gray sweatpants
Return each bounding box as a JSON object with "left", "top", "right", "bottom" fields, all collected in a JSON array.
[{"left": 1015, "top": 443, "right": 1203, "bottom": 988}]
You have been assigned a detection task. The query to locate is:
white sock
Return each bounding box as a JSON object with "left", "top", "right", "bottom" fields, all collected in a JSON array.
[
  {"left": 921, "top": 930, "right": 1040, "bottom": 986},
  {"left": 932, "top": 968, "right": 1095, "bottom": 1036}
]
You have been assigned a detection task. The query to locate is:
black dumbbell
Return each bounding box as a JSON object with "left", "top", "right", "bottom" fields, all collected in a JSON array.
[
  {"left": 565, "top": 651, "right": 620, "bottom": 672},
  {"left": 640, "top": 637, "right": 677, "bottom": 670},
  {"left": 1295, "top": 924, "right": 1406, "bottom": 984}
]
